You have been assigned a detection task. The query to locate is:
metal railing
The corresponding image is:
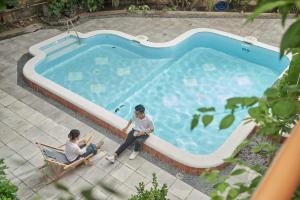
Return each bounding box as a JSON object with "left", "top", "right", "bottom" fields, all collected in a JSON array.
[
  {"left": 66, "top": 19, "right": 81, "bottom": 45},
  {"left": 252, "top": 120, "right": 300, "bottom": 200}
]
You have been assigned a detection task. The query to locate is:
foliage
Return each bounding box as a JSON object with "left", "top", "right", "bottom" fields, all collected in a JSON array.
[
  {"left": 206, "top": 0, "right": 215, "bottom": 11},
  {"left": 112, "top": 0, "right": 119, "bottom": 8},
  {"left": 0, "top": 0, "right": 5, "bottom": 11},
  {"left": 128, "top": 4, "right": 151, "bottom": 13},
  {"left": 48, "top": 0, "right": 66, "bottom": 17},
  {"left": 192, "top": 1, "right": 300, "bottom": 199},
  {"left": 168, "top": 0, "right": 193, "bottom": 10},
  {"left": 129, "top": 173, "right": 169, "bottom": 200},
  {"left": 84, "top": 0, "right": 104, "bottom": 12},
  {"left": 4, "top": 0, "right": 17, "bottom": 8},
  {"left": 294, "top": 184, "right": 300, "bottom": 200},
  {"left": 0, "top": 159, "right": 18, "bottom": 200}
]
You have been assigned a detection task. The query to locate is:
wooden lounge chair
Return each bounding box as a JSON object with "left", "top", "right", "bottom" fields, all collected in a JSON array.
[{"left": 36, "top": 135, "right": 94, "bottom": 184}]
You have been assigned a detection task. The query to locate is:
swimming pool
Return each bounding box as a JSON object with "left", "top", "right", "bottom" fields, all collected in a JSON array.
[{"left": 24, "top": 29, "right": 290, "bottom": 172}]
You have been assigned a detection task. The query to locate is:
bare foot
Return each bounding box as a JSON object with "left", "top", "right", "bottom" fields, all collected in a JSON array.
[{"left": 96, "top": 141, "right": 104, "bottom": 149}]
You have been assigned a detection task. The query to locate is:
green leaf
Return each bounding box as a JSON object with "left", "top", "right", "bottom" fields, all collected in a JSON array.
[
  {"left": 251, "top": 145, "right": 262, "bottom": 153},
  {"left": 264, "top": 88, "right": 280, "bottom": 99},
  {"left": 219, "top": 114, "right": 235, "bottom": 130},
  {"left": 227, "top": 188, "right": 240, "bottom": 199},
  {"left": 247, "top": 1, "right": 289, "bottom": 22},
  {"left": 230, "top": 168, "right": 246, "bottom": 176},
  {"left": 272, "top": 100, "right": 296, "bottom": 118},
  {"left": 198, "top": 107, "right": 215, "bottom": 112},
  {"left": 191, "top": 114, "right": 200, "bottom": 130},
  {"left": 243, "top": 97, "right": 259, "bottom": 107},
  {"left": 250, "top": 176, "right": 262, "bottom": 189},
  {"left": 202, "top": 115, "right": 214, "bottom": 127},
  {"left": 280, "top": 20, "right": 300, "bottom": 55},
  {"left": 248, "top": 107, "right": 260, "bottom": 119},
  {"left": 214, "top": 182, "right": 229, "bottom": 193},
  {"left": 223, "top": 157, "right": 239, "bottom": 164},
  {"left": 0, "top": 0, "right": 5, "bottom": 11}
]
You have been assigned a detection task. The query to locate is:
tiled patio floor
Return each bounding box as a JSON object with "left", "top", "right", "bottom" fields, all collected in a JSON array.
[{"left": 0, "top": 16, "right": 290, "bottom": 200}]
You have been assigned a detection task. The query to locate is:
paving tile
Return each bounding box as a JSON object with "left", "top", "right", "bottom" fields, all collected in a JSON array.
[
  {"left": 100, "top": 174, "right": 123, "bottom": 196},
  {"left": 0, "top": 106, "right": 14, "bottom": 120},
  {"left": 7, "top": 101, "right": 35, "bottom": 118},
  {"left": 4, "top": 153, "right": 27, "bottom": 171},
  {"left": 28, "top": 152, "right": 45, "bottom": 168},
  {"left": 0, "top": 145, "right": 16, "bottom": 158},
  {"left": 81, "top": 165, "right": 108, "bottom": 185},
  {"left": 13, "top": 162, "right": 36, "bottom": 180},
  {"left": 21, "top": 170, "right": 48, "bottom": 192},
  {"left": 156, "top": 168, "right": 177, "bottom": 187},
  {"left": 36, "top": 118, "right": 58, "bottom": 132},
  {"left": 17, "top": 142, "right": 40, "bottom": 160},
  {"left": 55, "top": 170, "right": 80, "bottom": 188},
  {"left": 26, "top": 112, "right": 47, "bottom": 126},
  {"left": 186, "top": 189, "right": 210, "bottom": 200},
  {"left": 37, "top": 183, "right": 60, "bottom": 200},
  {"left": 19, "top": 92, "right": 40, "bottom": 106},
  {"left": 6, "top": 135, "right": 30, "bottom": 152},
  {"left": 0, "top": 94, "right": 17, "bottom": 106},
  {"left": 124, "top": 171, "right": 150, "bottom": 190},
  {"left": 0, "top": 121, "right": 19, "bottom": 143},
  {"left": 169, "top": 179, "right": 193, "bottom": 200},
  {"left": 17, "top": 182, "right": 35, "bottom": 200},
  {"left": 137, "top": 160, "right": 162, "bottom": 179},
  {"left": 21, "top": 126, "right": 46, "bottom": 142},
  {"left": 167, "top": 192, "right": 182, "bottom": 200},
  {"left": 46, "top": 124, "right": 70, "bottom": 142},
  {"left": 69, "top": 176, "right": 93, "bottom": 197},
  {"left": 30, "top": 100, "right": 60, "bottom": 117},
  {"left": 110, "top": 163, "right": 135, "bottom": 182},
  {"left": 1, "top": 113, "right": 33, "bottom": 133},
  {"left": 101, "top": 137, "right": 120, "bottom": 153},
  {"left": 119, "top": 150, "right": 147, "bottom": 170},
  {"left": 91, "top": 187, "right": 109, "bottom": 200},
  {"left": 108, "top": 183, "right": 135, "bottom": 200}
]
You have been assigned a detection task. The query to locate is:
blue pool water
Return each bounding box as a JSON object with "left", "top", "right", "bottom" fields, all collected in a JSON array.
[{"left": 36, "top": 32, "right": 289, "bottom": 155}]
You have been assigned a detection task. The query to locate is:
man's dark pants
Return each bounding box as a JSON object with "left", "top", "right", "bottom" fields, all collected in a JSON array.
[{"left": 115, "top": 129, "right": 149, "bottom": 156}]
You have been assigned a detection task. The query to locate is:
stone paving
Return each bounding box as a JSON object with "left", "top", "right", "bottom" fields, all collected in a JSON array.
[{"left": 0, "top": 16, "right": 291, "bottom": 200}]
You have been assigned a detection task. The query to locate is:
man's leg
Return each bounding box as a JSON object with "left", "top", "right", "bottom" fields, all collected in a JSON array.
[
  {"left": 134, "top": 135, "right": 149, "bottom": 152},
  {"left": 115, "top": 129, "right": 136, "bottom": 156}
]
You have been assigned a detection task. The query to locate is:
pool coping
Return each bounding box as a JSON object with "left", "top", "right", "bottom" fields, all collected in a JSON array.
[{"left": 23, "top": 28, "right": 290, "bottom": 174}]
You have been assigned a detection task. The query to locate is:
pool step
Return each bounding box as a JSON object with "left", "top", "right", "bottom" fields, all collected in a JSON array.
[
  {"left": 46, "top": 43, "right": 82, "bottom": 62},
  {"left": 41, "top": 36, "right": 79, "bottom": 54}
]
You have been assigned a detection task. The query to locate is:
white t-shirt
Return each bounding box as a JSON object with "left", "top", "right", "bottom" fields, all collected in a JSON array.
[
  {"left": 65, "top": 141, "right": 86, "bottom": 162},
  {"left": 131, "top": 114, "right": 154, "bottom": 132}
]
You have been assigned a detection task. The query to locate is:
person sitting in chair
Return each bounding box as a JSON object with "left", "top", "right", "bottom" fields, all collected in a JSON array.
[
  {"left": 106, "top": 104, "right": 154, "bottom": 163},
  {"left": 65, "top": 129, "right": 103, "bottom": 163}
]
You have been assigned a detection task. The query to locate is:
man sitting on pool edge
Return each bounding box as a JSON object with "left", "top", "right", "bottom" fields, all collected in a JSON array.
[{"left": 106, "top": 104, "right": 154, "bottom": 163}]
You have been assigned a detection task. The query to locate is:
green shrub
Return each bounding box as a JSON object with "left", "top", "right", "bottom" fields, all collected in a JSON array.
[
  {"left": 0, "top": 159, "right": 18, "bottom": 200},
  {"left": 48, "top": 0, "right": 65, "bottom": 17},
  {"left": 84, "top": 0, "right": 104, "bottom": 12},
  {"left": 129, "top": 173, "right": 169, "bottom": 200},
  {"left": 128, "top": 4, "right": 150, "bottom": 13},
  {"left": 4, "top": 0, "right": 17, "bottom": 8}
]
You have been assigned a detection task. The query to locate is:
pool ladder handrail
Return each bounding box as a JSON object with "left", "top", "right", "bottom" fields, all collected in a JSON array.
[{"left": 66, "top": 20, "right": 81, "bottom": 45}]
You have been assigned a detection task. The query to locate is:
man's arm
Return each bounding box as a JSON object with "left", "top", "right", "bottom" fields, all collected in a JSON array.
[{"left": 122, "top": 119, "right": 132, "bottom": 132}]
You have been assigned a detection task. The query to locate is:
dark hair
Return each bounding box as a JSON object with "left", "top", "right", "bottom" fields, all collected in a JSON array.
[
  {"left": 68, "top": 129, "right": 80, "bottom": 140},
  {"left": 135, "top": 104, "right": 145, "bottom": 113}
]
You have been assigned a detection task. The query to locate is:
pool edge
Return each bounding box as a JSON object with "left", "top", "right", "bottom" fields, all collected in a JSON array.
[{"left": 23, "top": 28, "right": 290, "bottom": 174}]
